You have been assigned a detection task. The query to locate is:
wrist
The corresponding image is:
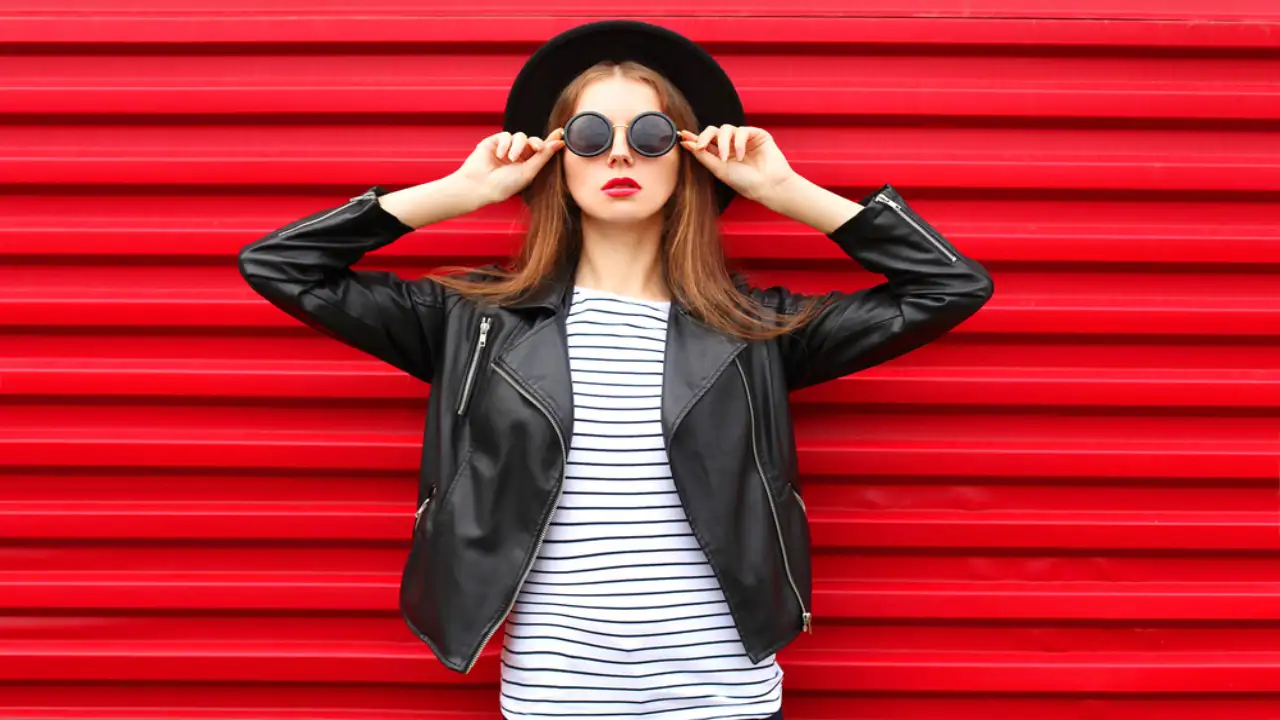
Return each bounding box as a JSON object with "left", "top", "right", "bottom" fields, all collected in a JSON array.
[
  {"left": 441, "top": 171, "right": 495, "bottom": 213},
  {"left": 757, "top": 172, "right": 864, "bottom": 235},
  {"left": 755, "top": 171, "right": 808, "bottom": 214},
  {"left": 378, "top": 173, "right": 491, "bottom": 229}
]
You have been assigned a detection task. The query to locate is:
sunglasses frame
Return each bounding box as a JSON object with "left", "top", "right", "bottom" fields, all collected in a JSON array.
[{"left": 561, "top": 110, "right": 679, "bottom": 158}]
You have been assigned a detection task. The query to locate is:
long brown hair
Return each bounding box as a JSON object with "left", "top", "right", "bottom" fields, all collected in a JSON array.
[{"left": 430, "top": 60, "right": 823, "bottom": 340}]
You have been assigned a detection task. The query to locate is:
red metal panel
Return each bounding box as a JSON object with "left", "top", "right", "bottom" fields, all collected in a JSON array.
[{"left": 1, "top": 1, "right": 1278, "bottom": 717}]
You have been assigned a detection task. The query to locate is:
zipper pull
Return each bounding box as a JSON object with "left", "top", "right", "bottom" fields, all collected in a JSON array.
[
  {"left": 802, "top": 612, "right": 813, "bottom": 633},
  {"left": 874, "top": 192, "right": 902, "bottom": 211},
  {"left": 413, "top": 497, "right": 430, "bottom": 530},
  {"left": 413, "top": 485, "right": 437, "bottom": 531},
  {"left": 478, "top": 317, "right": 491, "bottom": 349}
]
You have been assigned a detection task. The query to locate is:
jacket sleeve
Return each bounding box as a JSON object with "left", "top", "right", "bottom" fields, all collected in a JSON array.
[
  {"left": 237, "top": 184, "right": 444, "bottom": 384},
  {"left": 750, "top": 183, "right": 995, "bottom": 392}
]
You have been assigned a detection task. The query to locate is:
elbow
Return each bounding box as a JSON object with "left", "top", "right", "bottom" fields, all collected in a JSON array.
[
  {"left": 236, "top": 237, "right": 296, "bottom": 303},
  {"left": 970, "top": 269, "right": 995, "bottom": 308},
  {"left": 236, "top": 242, "right": 271, "bottom": 292},
  {"left": 955, "top": 259, "right": 995, "bottom": 316},
  {"left": 236, "top": 243, "right": 255, "bottom": 282},
  {"left": 934, "top": 265, "right": 994, "bottom": 328}
]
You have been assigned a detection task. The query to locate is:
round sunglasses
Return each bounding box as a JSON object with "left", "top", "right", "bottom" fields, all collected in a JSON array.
[{"left": 561, "top": 110, "right": 679, "bottom": 158}]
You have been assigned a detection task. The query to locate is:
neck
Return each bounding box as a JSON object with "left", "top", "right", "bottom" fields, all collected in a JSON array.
[{"left": 574, "top": 212, "right": 669, "bottom": 302}]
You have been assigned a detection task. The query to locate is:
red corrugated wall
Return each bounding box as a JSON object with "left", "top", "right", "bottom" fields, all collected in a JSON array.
[{"left": 3, "top": 1, "right": 1279, "bottom": 717}]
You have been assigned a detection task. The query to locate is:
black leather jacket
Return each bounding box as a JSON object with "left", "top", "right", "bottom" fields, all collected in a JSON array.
[{"left": 237, "top": 182, "right": 993, "bottom": 674}]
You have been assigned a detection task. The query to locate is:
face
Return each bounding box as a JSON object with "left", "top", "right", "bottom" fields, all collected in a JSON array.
[{"left": 562, "top": 75, "right": 680, "bottom": 225}]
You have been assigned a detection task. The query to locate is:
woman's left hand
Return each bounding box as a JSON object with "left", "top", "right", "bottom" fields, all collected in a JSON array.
[{"left": 679, "top": 125, "right": 797, "bottom": 204}]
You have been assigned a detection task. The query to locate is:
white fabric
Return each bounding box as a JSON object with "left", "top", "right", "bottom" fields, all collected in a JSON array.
[{"left": 499, "top": 285, "right": 784, "bottom": 720}]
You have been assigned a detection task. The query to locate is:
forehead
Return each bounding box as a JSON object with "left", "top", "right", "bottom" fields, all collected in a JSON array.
[{"left": 573, "top": 76, "right": 662, "bottom": 120}]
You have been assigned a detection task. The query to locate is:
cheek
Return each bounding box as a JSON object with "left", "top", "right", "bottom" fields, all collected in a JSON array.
[
  {"left": 645, "top": 156, "right": 680, "bottom": 197},
  {"left": 658, "top": 156, "right": 680, "bottom": 188},
  {"left": 563, "top": 158, "right": 596, "bottom": 198}
]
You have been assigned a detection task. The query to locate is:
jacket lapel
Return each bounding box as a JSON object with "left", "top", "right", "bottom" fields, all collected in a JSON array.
[
  {"left": 495, "top": 314, "right": 575, "bottom": 441},
  {"left": 661, "top": 306, "right": 747, "bottom": 446},
  {"left": 497, "top": 270, "right": 747, "bottom": 449}
]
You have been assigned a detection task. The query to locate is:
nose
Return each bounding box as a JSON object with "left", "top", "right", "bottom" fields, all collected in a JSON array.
[{"left": 606, "top": 125, "right": 633, "bottom": 167}]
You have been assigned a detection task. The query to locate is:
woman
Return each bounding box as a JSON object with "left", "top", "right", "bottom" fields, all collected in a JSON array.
[{"left": 238, "top": 19, "right": 993, "bottom": 720}]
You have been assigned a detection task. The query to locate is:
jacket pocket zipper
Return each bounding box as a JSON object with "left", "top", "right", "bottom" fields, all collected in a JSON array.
[
  {"left": 276, "top": 189, "right": 376, "bottom": 239},
  {"left": 791, "top": 486, "right": 807, "bottom": 516},
  {"left": 456, "top": 317, "right": 492, "bottom": 416},
  {"left": 874, "top": 192, "right": 958, "bottom": 264},
  {"left": 735, "top": 357, "right": 812, "bottom": 634}
]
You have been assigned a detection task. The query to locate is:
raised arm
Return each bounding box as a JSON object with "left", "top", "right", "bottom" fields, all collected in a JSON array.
[
  {"left": 753, "top": 178, "right": 993, "bottom": 390},
  {"left": 680, "top": 125, "right": 994, "bottom": 391},
  {"left": 236, "top": 129, "right": 567, "bottom": 383}
]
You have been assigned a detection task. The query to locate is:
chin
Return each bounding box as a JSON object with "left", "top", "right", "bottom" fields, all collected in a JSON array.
[{"left": 577, "top": 198, "right": 667, "bottom": 225}]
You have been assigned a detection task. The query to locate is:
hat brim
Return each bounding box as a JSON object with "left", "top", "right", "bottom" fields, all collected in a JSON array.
[{"left": 503, "top": 20, "right": 744, "bottom": 215}]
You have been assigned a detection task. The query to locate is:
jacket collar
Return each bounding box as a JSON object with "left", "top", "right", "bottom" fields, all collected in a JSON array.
[
  {"left": 502, "top": 256, "right": 736, "bottom": 323},
  {"left": 496, "top": 262, "right": 747, "bottom": 446},
  {"left": 503, "top": 270, "right": 572, "bottom": 312}
]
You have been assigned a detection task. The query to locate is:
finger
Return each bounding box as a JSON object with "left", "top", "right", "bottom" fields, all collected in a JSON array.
[
  {"left": 747, "top": 126, "right": 773, "bottom": 152},
  {"left": 508, "top": 132, "right": 528, "bottom": 162},
  {"left": 529, "top": 136, "right": 544, "bottom": 152},
  {"left": 734, "top": 126, "right": 752, "bottom": 162},
  {"left": 495, "top": 132, "right": 512, "bottom": 161},
  {"left": 535, "top": 135, "right": 565, "bottom": 159},
  {"left": 476, "top": 132, "right": 510, "bottom": 161},
  {"left": 695, "top": 125, "right": 718, "bottom": 151},
  {"left": 522, "top": 138, "right": 565, "bottom": 177},
  {"left": 534, "top": 128, "right": 565, "bottom": 158},
  {"left": 681, "top": 138, "right": 724, "bottom": 176},
  {"left": 717, "top": 125, "right": 735, "bottom": 164}
]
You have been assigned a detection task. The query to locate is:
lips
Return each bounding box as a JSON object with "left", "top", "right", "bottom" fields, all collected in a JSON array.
[{"left": 602, "top": 177, "right": 641, "bottom": 191}]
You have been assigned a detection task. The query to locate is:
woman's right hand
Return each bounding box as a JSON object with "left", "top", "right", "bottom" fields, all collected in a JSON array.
[{"left": 452, "top": 129, "right": 566, "bottom": 207}]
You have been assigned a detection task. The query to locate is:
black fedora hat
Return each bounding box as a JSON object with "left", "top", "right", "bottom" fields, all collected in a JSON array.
[{"left": 502, "top": 20, "right": 745, "bottom": 214}]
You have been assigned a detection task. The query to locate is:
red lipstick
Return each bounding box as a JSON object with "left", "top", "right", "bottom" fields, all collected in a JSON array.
[{"left": 602, "top": 177, "right": 641, "bottom": 197}]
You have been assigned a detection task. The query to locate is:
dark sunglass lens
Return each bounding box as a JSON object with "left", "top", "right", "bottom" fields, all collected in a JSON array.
[
  {"left": 565, "top": 113, "right": 611, "bottom": 156},
  {"left": 630, "top": 113, "right": 675, "bottom": 156}
]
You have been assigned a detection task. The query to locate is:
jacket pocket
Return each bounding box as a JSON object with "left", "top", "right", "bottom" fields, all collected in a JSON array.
[{"left": 456, "top": 316, "right": 492, "bottom": 416}]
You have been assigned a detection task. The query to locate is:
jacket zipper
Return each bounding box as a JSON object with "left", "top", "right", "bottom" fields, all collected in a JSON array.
[
  {"left": 873, "top": 192, "right": 958, "bottom": 264},
  {"left": 456, "top": 317, "right": 492, "bottom": 416},
  {"left": 463, "top": 362, "right": 567, "bottom": 674},
  {"left": 734, "top": 357, "right": 812, "bottom": 634},
  {"left": 791, "top": 487, "right": 807, "bottom": 515},
  {"left": 275, "top": 189, "right": 377, "bottom": 239}
]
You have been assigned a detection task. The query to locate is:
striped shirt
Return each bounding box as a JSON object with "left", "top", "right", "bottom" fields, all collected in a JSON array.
[{"left": 499, "top": 285, "right": 784, "bottom": 720}]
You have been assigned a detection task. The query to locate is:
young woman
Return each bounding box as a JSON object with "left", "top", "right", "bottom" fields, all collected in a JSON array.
[{"left": 238, "top": 20, "right": 993, "bottom": 720}]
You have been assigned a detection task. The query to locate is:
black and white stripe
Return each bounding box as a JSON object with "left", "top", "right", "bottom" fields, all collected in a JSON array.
[{"left": 500, "top": 285, "right": 783, "bottom": 720}]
